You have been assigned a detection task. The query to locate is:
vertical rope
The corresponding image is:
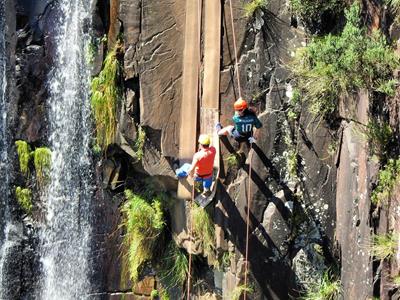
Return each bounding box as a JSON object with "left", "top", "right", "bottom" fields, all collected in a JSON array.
[
  {"left": 186, "top": 184, "right": 195, "bottom": 300},
  {"left": 243, "top": 144, "right": 253, "bottom": 300},
  {"left": 228, "top": 0, "right": 242, "bottom": 99},
  {"left": 187, "top": 1, "right": 202, "bottom": 296}
]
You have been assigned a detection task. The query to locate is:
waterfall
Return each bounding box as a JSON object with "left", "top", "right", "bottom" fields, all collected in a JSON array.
[
  {"left": 39, "top": 0, "right": 94, "bottom": 299},
  {"left": 0, "top": 0, "right": 14, "bottom": 298}
]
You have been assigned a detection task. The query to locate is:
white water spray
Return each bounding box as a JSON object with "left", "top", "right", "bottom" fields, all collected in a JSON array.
[{"left": 39, "top": 1, "right": 94, "bottom": 299}]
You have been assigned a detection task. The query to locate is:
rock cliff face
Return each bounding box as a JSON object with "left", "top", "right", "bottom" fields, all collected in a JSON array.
[{"left": 2, "top": 0, "right": 400, "bottom": 299}]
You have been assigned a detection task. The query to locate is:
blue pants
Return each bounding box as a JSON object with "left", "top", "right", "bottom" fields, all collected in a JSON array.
[{"left": 176, "top": 163, "right": 213, "bottom": 190}]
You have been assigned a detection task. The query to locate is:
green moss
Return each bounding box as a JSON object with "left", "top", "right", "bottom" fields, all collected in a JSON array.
[
  {"left": 91, "top": 44, "right": 122, "bottom": 150},
  {"left": 15, "top": 186, "right": 32, "bottom": 214},
  {"left": 121, "top": 190, "right": 165, "bottom": 284},
  {"left": 231, "top": 284, "right": 254, "bottom": 300},
  {"left": 243, "top": 0, "right": 268, "bottom": 17},
  {"left": 33, "top": 147, "right": 52, "bottom": 188},
  {"left": 371, "top": 233, "right": 397, "bottom": 260},
  {"left": 191, "top": 204, "right": 216, "bottom": 265},
  {"left": 158, "top": 241, "right": 189, "bottom": 291},
  {"left": 134, "top": 126, "right": 146, "bottom": 160},
  {"left": 301, "top": 270, "right": 341, "bottom": 300},
  {"left": 371, "top": 158, "right": 400, "bottom": 205},
  {"left": 15, "top": 140, "right": 31, "bottom": 176},
  {"left": 291, "top": 3, "right": 400, "bottom": 119}
]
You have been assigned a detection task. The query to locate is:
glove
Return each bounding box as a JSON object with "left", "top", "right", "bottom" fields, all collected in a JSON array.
[{"left": 248, "top": 137, "right": 256, "bottom": 144}]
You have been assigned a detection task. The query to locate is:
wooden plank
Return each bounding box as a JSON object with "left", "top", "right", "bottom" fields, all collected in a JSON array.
[{"left": 177, "top": 0, "right": 202, "bottom": 199}]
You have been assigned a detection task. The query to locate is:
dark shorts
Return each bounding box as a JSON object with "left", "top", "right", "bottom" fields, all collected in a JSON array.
[{"left": 231, "top": 129, "right": 251, "bottom": 142}]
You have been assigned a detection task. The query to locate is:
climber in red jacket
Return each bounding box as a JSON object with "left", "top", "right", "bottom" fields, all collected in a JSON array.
[{"left": 176, "top": 134, "right": 216, "bottom": 196}]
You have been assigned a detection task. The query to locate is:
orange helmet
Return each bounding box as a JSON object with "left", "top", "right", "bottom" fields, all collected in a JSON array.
[{"left": 234, "top": 98, "right": 247, "bottom": 110}]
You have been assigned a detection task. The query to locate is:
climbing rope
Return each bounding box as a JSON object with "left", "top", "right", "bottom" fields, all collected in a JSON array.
[
  {"left": 228, "top": 0, "right": 242, "bottom": 99},
  {"left": 243, "top": 145, "right": 253, "bottom": 300},
  {"left": 186, "top": 184, "right": 195, "bottom": 300},
  {"left": 227, "top": 1, "right": 252, "bottom": 299},
  {"left": 186, "top": 0, "right": 203, "bottom": 298}
]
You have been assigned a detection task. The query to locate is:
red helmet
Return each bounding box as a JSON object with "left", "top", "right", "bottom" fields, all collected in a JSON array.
[{"left": 234, "top": 98, "right": 247, "bottom": 110}]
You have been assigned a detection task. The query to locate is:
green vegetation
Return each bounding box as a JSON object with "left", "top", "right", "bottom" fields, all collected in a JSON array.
[
  {"left": 290, "top": 0, "right": 342, "bottom": 27},
  {"left": 394, "top": 275, "right": 400, "bottom": 287},
  {"left": 301, "top": 270, "right": 341, "bottom": 300},
  {"left": 287, "top": 149, "right": 298, "bottom": 181},
  {"left": 15, "top": 187, "right": 32, "bottom": 214},
  {"left": 15, "top": 140, "right": 31, "bottom": 176},
  {"left": 134, "top": 126, "right": 146, "bottom": 160},
  {"left": 243, "top": 0, "right": 268, "bottom": 17},
  {"left": 150, "top": 289, "right": 159, "bottom": 299},
  {"left": 371, "top": 233, "right": 397, "bottom": 260},
  {"left": 121, "top": 190, "right": 165, "bottom": 284},
  {"left": 225, "top": 153, "right": 238, "bottom": 168},
  {"left": 371, "top": 158, "right": 400, "bottom": 205},
  {"left": 33, "top": 147, "right": 52, "bottom": 187},
  {"left": 191, "top": 204, "right": 216, "bottom": 264},
  {"left": 231, "top": 284, "right": 254, "bottom": 300},
  {"left": 91, "top": 44, "right": 122, "bottom": 150},
  {"left": 291, "top": 3, "right": 400, "bottom": 119},
  {"left": 158, "top": 241, "right": 189, "bottom": 291},
  {"left": 365, "top": 120, "right": 393, "bottom": 158}
]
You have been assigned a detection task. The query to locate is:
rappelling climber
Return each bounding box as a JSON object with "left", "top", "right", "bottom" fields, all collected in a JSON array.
[
  {"left": 175, "top": 134, "right": 216, "bottom": 196},
  {"left": 215, "top": 97, "right": 262, "bottom": 144}
]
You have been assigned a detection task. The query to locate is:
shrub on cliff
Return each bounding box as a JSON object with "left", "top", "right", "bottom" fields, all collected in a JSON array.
[{"left": 291, "top": 3, "right": 400, "bottom": 119}]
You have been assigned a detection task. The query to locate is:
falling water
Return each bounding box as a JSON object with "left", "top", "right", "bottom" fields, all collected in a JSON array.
[
  {"left": 0, "top": 0, "right": 13, "bottom": 298},
  {"left": 39, "top": 0, "right": 94, "bottom": 299}
]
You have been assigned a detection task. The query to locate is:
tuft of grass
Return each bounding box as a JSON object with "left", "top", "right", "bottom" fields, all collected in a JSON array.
[
  {"left": 301, "top": 270, "right": 341, "bottom": 300},
  {"left": 90, "top": 44, "right": 122, "bottom": 150},
  {"left": 158, "top": 241, "right": 189, "bottom": 291},
  {"left": 121, "top": 190, "right": 165, "bottom": 284},
  {"left": 134, "top": 126, "right": 146, "bottom": 160},
  {"left": 371, "top": 233, "right": 397, "bottom": 260},
  {"left": 243, "top": 0, "right": 268, "bottom": 17},
  {"left": 191, "top": 204, "right": 216, "bottom": 264},
  {"left": 287, "top": 149, "right": 298, "bottom": 181},
  {"left": 15, "top": 140, "right": 31, "bottom": 176},
  {"left": 290, "top": 3, "right": 400, "bottom": 119},
  {"left": 231, "top": 284, "right": 254, "bottom": 300},
  {"left": 15, "top": 186, "right": 33, "bottom": 214},
  {"left": 371, "top": 158, "right": 400, "bottom": 205},
  {"left": 33, "top": 147, "right": 52, "bottom": 188}
]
